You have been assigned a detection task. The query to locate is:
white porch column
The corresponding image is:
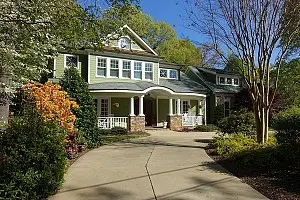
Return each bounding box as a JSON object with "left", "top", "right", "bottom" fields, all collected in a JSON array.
[
  {"left": 176, "top": 98, "right": 181, "bottom": 115},
  {"left": 139, "top": 95, "right": 145, "bottom": 116},
  {"left": 199, "top": 99, "right": 203, "bottom": 115},
  {"left": 130, "top": 97, "right": 135, "bottom": 116},
  {"left": 169, "top": 98, "right": 173, "bottom": 115},
  {"left": 204, "top": 97, "right": 207, "bottom": 125}
]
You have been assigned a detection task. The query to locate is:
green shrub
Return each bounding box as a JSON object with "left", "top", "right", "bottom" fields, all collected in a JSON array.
[
  {"left": 211, "top": 133, "right": 277, "bottom": 159},
  {"left": 111, "top": 126, "right": 128, "bottom": 135},
  {"left": 0, "top": 110, "right": 67, "bottom": 199},
  {"left": 217, "top": 109, "right": 256, "bottom": 135},
  {"left": 272, "top": 107, "right": 300, "bottom": 144},
  {"left": 60, "top": 67, "right": 101, "bottom": 148},
  {"left": 194, "top": 124, "right": 219, "bottom": 132}
]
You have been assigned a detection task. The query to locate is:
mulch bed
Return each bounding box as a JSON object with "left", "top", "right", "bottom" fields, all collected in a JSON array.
[{"left": 206, "top": 149, "right": 300, "bottom": 200}]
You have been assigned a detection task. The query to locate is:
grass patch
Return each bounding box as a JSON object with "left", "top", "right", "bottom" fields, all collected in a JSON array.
[{"left": 100, "top": 132, "right": 150, "bottom": 145}]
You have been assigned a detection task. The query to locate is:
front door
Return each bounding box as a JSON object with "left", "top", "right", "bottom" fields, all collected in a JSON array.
[{"left": 144, "top": 97, "right": 155, "bottom": 126}]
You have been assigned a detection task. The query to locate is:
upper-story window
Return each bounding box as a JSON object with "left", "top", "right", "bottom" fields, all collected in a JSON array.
[
  {"left": 170, "top": 70, "right": 178, "bottom": 79},
  {"left": 97, "top": 58, "right": 107, "bottom": 77},
  {"left": 134, "top": 62, "right": 142, "bottom": 79},
  {"left": 145, "top": 63, "right": 153, "bottom": 80},
  {"left": 122, "top": 60, "right": 131, "bottom": 78},
  {"left": 110, "top": 59, "right": 119, "bottom": 77},
  {"left": 65, "top": 55, "right": 78, "bottom": 68},
  {"left": 160, "top": 69, "right": 168, "bottom": 78},
  {"left": 234, "top": 78, "right": 239, "bottom": 86},
  {"left": 119, "top": 37, "right": 131, "bottom": 50},
  {"left": 219, "top": 76, "right": 239, "bottom": 86},
  {"left": 160, "top": 68, "right": 178, "bottom": 79}
]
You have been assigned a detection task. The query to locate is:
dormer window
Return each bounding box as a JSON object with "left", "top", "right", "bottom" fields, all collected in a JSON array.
[
  {"left": 227, "top": 78, "right": 232, "bottom": 84},
  {"left": 160, "top": 68, "right": 178, "bottom": 79},
  {"left": 119, "top": 37, "right": 130, "bottom": 50},
  {"left": 234, "top": 78, "right": 239, "bottom": 85},
  {"left": 65, "top": 55, "right": 78, "bottom": 68},
  {"left": 219, "top": 77, "right": 225, "bottom": 84}
]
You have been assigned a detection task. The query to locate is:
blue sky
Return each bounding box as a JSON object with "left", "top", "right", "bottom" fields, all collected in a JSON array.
[{"left": 140, "top": 0, "right": 204, "bottom": 43}]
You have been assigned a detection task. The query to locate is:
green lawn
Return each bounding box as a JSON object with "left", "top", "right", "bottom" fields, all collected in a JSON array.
[{"left": 100, "top": 132, "right": 150, "bottom": 145}]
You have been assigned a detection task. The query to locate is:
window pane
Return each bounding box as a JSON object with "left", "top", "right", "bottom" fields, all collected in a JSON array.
[
  {"left": 134, "top": 71, "right": 142, "bottom": 79},
  {"left": 101, "top": 99, "right": 109, "bottom": 117},
  {"left": 220, "top": 77, "right": 225, "bottom": 84},
  {"left": 97, "top": 68, "right": 106, "bottom": 76},
  {"left": 227, "top": 78, "right": 232, "bottom": 84},
  {"left": 110, "top": 59, "right": 119, "bottom": 69},
  {"left": 160, "top": 69, "right": 167, "bottom": 78},
  {"left": 110, "top": 69, "right": 119, "bottom": 77},
  {"left": 234, "top": 78, "right": 239, "bottom": 85},
  {"left": 170, "top": 70, "right": 177, "bottom": 79},
  {"left": 66, "top": 56, "right": 78, "bottom": 67},
  {"left": 224, "top": 101, "right": 230, "bottom": 109},
  {"left": 134, "top": 62, "right": 142, "bottom": 70},
  {"left": 145, "top": 72, "right": 153, "bottom": 80},
  {"left": 97, "top": 58, "right": 106, "bottom": 67},
  {"left": 123, "top": 70, "right": 130, "bottom": 78},
  {"left": 123, "top": 61, "right": 131, "bottom": 69},
  {"left": 145, "top": 63, "right": 153, "bottom": 72},
  {"left": 183, "top": 101, "right": 189, "bottom": 114}
]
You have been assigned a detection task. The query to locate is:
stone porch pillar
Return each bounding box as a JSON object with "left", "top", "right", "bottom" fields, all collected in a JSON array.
[
  {"left": 167, "top": 98, "right": 183, "bottom": 131},
  {"left": 128, "top": 95, "right": 145, "bottom": 132}
]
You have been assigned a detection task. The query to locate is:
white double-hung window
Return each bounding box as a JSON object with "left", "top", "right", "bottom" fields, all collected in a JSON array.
[
  {"left": 110, "top": 59, "right": 119, "bottom": 77},
  {"left": 134, "top": 62, "right": 142, "bottom": 79},
  {"left": 122, "top": 60, "right": 131, "bottom": 78},
  {"left": 97, "top": 58, "right": 107, "bottom": 77},
  {"left": 145, "top": 63, "right": 153, "bottom": 80}
]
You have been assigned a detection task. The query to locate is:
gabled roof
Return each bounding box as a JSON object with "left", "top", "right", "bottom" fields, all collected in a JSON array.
[
  {"left": 121, "top": 25, "right": 159, "bottom": 56},
  {"left": 187, "top": 66, "right": 243, "bottom": 94}
]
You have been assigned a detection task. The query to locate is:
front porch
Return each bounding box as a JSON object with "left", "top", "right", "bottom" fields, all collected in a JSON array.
[{"left": 92, "top": 87, "right": 207, "bottom": 132}]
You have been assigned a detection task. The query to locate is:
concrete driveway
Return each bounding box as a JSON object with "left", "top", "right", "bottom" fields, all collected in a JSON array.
[{"left": 51, "top": 131, "right": 268, "bottom": 200}]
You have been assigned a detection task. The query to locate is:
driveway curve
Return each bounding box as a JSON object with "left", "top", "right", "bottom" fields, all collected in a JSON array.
[{"left": 51, "top": 131, "right": 268, "bottom": 200}]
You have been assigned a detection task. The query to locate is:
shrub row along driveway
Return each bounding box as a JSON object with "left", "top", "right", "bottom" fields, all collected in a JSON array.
[{"left": 51, "top": 131, "right": 268, "bottom": 200}]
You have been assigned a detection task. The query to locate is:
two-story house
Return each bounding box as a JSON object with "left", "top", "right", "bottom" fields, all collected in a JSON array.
[
  {"left": 51, "top": 25, "right": 209, "bottom": 132},
  {"left": 186, "top": 66, "right": 243, "bottom": 123}
]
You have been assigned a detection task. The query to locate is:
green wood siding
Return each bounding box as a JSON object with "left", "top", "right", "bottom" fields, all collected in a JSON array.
[
  {"left": 89, "top": 54, "right": 159, "bottom": 84},
  {"left": 111, "top": 97, "right": 130, "bottom": 117}
]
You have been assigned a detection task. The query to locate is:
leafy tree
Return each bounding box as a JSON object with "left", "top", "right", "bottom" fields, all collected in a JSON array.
[
  {"left": 186, "top": 0, "right": 300, "bottom": 144},
  {"left": 60, "top": 67, "right": 100, "bottom": 148},
  {"left": 275, "top": 58, "right": 300, "bottom": 107},
  {"left": 158, "top": 38, "right": 201, "bottom": 69},
  {"left": 0, "top": 0, "right": 138, "bottom": 122}
]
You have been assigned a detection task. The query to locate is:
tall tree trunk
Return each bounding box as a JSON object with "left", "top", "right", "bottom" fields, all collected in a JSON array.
[{"left": 253, "top": 101, "right": 264, "bottom": 144}]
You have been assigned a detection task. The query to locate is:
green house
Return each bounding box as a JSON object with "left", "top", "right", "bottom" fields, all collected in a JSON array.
[{"left": 50, "top": 25, "right": 240, "bottom": 131}]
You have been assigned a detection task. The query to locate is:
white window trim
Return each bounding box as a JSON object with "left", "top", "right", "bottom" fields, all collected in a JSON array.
[
  {"left": 133, "top": 61, "right": 142, "bottom": 80},
  {"left": 94, "top": 56, "right": 155, "bottom": 82},
  {"left": 218, "top": 76, "right": 239, "bottom": 86},
  {"left": 64, "top": 54, "right": 79, "bottom": 68},
  {"left": 95, "top": 56, "right": 108, "bottom": 78},
  {"left": 110, "top": 59, "right": 120, "bottom": 78},
  {"left": 159, "top": 68, "right": 178, "bottom": 80},
  {"left": 121, "top": 60, "right": 131, "bottom": 79},
  {"left": 145, "top": 62, "right": 153, "bottom": 81}
]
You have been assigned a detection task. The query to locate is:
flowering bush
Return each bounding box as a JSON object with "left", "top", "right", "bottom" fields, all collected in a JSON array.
[{"left": 24, "top": 82, "right": 79, "bottom": 158}]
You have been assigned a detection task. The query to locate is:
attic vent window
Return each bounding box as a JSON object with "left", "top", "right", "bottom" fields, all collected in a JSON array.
[{"left": 119, "top": 37, "right": 130, "bottom": 50}]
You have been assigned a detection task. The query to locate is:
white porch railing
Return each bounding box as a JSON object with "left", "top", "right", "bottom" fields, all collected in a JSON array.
[
  {"left": 182, "top": 115, "right": 203, "bottom": 127},
  {"left": 97, "top": 117, "right": 128, "bottom": 129}
]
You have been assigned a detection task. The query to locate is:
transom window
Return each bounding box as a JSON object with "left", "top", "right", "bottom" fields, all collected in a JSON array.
[
  {"left": 110, "top": 59, "right": 119, "bottom": 77},
  {"left": 65, "top": 55, "right": 78, "bottom": 68},
  {"left": 145, "top": 63, "right": 153, "bottom": 80},
  {"left": 160, "top": 69, "right": 168, "bottom": 78},
  {"left": 122, "top": 61, "right": 131, "bottom": 78},
  {"left": 134, "top": 62, "right": 142, "bottom": 79},
  {"left": 97, "top": 58, "right": 107, "bottom": 77}
]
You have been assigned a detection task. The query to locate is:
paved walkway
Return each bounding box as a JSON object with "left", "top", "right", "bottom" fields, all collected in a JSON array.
[{"left": 51, "top": 131, "right": 268, "bottom": 200}]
